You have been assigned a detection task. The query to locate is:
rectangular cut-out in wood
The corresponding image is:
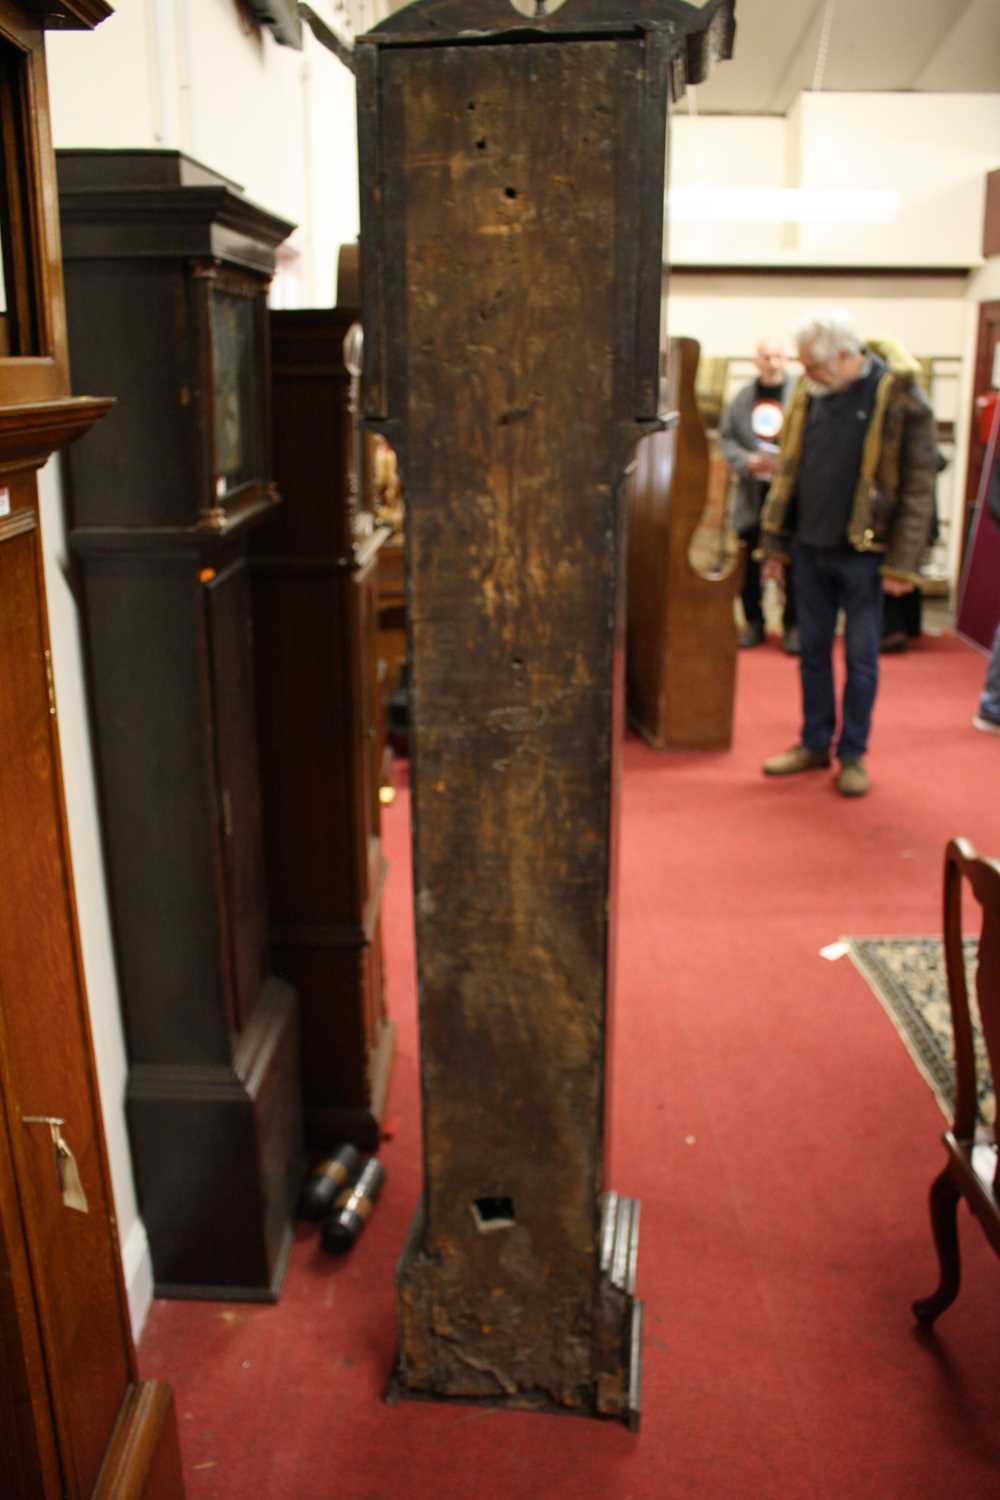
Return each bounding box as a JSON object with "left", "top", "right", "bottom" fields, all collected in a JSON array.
[{"left": 357, "top": 0, "right": 734, "bottom": 1426}]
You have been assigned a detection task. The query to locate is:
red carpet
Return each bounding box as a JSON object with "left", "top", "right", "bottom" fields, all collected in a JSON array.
[{"left": 139, "top": 630, "right": 1000, "bottom": 1498}]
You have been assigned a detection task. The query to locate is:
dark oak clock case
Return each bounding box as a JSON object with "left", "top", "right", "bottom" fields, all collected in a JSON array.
[
  {"left": 253, "top": 306, "right": 395, "bottom": 1154},
  {"left": 57, "top": 148, "right": 302, "bottom": 1300}
]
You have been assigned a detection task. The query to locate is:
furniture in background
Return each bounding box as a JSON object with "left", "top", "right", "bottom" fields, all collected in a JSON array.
[
  {"left": 913, "top": 837, "right": 1000, "bottom": 1326},
  {"left": 57, "top": 148, "right": 302, "bottom": 1301},
  {"left": 0, "top": 8, "right": 183, "bottom": 1493},
  {"left": 253, "top": 307, "right": 394, "bottom": 1153},
  {"left": 626, "top": 336, "right": 741, "bottom": 750},
  {"left": 377, "top": 530, "right": 407, "bottom": 713}
]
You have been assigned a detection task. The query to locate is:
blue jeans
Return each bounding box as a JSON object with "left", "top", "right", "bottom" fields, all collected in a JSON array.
[
  {"left": 792, "top": 544, "right": 884, "bottom": 762},
  {"left": 980, "top": 622, "right": 1000, "bottom": 723}
]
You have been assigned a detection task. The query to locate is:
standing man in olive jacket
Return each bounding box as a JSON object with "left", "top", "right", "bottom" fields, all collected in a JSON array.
[{"left": 759, "top": 308, "right": 937, "bottom": 798}]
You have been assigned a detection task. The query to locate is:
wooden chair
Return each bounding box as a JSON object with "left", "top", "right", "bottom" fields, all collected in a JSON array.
[{"left": 913, "top": 837, "right": 1000, "bottom": 1325}]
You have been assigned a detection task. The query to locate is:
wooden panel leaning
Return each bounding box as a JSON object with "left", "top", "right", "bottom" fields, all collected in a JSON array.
[
  {"left": 357, "top": 0, "right": 735, "bottom": 1426},
  {"left": 913, "top": 837, "right": 1000, "bottom": 1326},
  {"left": 625, "top": 336, "right": 741, "bottom": 751}
]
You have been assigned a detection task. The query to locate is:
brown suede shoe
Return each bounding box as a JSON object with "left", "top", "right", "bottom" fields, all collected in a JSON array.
[
  {"left": 762, "top": 745, "right": 831, "bottom": 776},
  {"left": 836, "top": 758, "right": 870, "bottom": 797}
]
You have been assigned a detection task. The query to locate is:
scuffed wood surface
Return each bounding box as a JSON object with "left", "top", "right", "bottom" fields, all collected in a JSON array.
[{"left": 391, "top": 37, "right": 631, "bottom": 1406}]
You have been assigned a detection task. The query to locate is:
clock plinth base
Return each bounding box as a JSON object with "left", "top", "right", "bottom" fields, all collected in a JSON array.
[{"left": 390, "top": 1193, "right": 643, "bottom": 1430}]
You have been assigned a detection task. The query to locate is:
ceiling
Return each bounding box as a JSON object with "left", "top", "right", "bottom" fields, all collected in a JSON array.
[{"left": 688, "top": 0, "right": 1000, "bottom": 115}]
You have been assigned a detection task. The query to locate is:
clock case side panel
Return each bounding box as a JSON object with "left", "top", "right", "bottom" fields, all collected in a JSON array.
[{"left": 61, "top": 259, "right": 202, "bottom": 528}]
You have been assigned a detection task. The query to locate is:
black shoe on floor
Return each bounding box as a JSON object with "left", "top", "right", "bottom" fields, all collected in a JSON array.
[
  {"left": 739, "top": 622, "right": 765, "bottom": 648},
  {"left": 880, "top": 631, "right": 909, "bottom": 654},
  {"left": 782, "top": 627, "right": 800, "bottom": 655}
]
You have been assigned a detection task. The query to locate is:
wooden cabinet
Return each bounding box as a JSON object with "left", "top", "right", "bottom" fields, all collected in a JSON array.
[
  {"left": 57, "top": 149, "right": 302, "bottom": 1300},
  {"left": 1, "top": 444, "right": 182, "bottom": 1498},
  {"left": 252, "top": 307, "right": 393, "bottom": 1153},
  {"left": 0, "top": 5, "right": 183, "bottom": 1493}
]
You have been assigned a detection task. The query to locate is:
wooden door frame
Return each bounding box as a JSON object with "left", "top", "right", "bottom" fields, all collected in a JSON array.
[{"left": 962, "top": 300, "right": 1000, "bottom": 570}]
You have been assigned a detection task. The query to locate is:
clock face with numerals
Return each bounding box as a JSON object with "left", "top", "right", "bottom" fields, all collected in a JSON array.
[{"left": 210, "top": 289, "right": 258, "bottom": 492}]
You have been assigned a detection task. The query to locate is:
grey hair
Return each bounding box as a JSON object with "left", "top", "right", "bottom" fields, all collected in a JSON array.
[{"left": 795, "top": 308, "right": 862, "bottom": 362}]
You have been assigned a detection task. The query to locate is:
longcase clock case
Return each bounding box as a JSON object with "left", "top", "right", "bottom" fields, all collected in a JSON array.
[
  {"left": 354, "top": 0, "right": 734, "bottom": 1425},
  {"left": 57, "top": 148, "right": 302, "bottom": 1300},
  {"left": 253, "top": 306, "right": 395, "bottom": 1154}
]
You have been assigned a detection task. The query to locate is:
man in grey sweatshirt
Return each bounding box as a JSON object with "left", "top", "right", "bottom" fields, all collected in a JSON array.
[{"left": 718, "top": 339, "right": 797, "bottom": 652}]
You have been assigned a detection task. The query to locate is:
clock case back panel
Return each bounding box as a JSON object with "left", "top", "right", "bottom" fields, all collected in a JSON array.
[{"left": 356, "top": 0, "right": 735, "bottom": 1424}]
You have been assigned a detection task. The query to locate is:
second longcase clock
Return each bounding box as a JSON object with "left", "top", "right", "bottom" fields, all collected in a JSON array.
[
  {"left": 253, "top": 305, "right": 394, "bottom": 1153},
  {"left": 58, "top": 148, "right": 302, "bottom": 1299}
]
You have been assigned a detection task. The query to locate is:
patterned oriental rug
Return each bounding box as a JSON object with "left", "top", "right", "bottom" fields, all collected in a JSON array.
[{"left": 845, "top": 936, "right": 995, "bottom": 1127}]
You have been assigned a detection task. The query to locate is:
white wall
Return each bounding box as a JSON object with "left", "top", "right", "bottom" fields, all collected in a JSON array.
[
  {"left": 37, "top": 458, "right": 154, "bottom": 1338},
  {"left": 794, "top": 93, "right": 1000, "bottom": 268},
  {"left": 667, "top": 115, "right": 788, "bottom": 264},
  {"left": 47, "top": 0, "right": 360, "bottom": 307},
  {"left": 669, "top": 93, "right": 1000, "bottom": 270},
  {"left": 667, "top": 271, "right": 971, "bottom": 357}
]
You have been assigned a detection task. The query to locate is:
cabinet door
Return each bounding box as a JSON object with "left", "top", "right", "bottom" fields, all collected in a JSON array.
[
  {"left": 204, "top": 558, "right": 268, "bottom": 1035},
  {"left": 0, "top": 487, "right": 134, "bottom": 1497}
]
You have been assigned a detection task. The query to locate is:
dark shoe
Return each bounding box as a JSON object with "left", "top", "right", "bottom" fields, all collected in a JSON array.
[
  {"left": 880, "top": 632, "right": 909, "bottom": 655},
  {"left": 763, "top": 745, "right": 831, "bottom": 776},
  {"left": 836, "top": 759, "right": 870, "bottom": 797},
  {"left": 739, "top": 622, "right": 765, "bottom": 648},
  {"left": 973, "top": 713, "right": 1000, "bottom": 736},
  {"left": 782, "top": 626, "right": 801, "bottom": 655}
]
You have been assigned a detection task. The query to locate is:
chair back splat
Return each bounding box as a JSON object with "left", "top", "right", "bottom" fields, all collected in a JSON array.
[{"left": 913, "top": 837, "right": 1000, "bottom": 1325}]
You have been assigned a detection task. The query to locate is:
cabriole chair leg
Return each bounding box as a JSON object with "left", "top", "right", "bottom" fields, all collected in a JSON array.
[{"left": 912, "top": 1165, "right": 962, "bottom": 1325}]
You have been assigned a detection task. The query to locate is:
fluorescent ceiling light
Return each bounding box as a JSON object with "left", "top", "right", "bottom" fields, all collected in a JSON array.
[{"left": 669, "top": 186, "right": 900, "bottom": 225}]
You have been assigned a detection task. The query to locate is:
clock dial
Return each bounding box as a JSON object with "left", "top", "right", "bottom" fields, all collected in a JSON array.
[{"left": 210, "top": 289, "right": 257, "bottom": 490}]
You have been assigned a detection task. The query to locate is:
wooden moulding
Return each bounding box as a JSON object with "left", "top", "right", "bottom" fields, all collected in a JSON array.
[
  {"left": 358, "top": 0, "right": 733, "bottom": 1429},
  {"left": 93, "top": 1381, "right": 185, "bottom": 1500},
  {"left": 984, "top": 169, "right": 1000, "bottom": 261},
  {"left": 0, "top": 394, "right": 113, "bottom": 471},
  {"left": 25, "top": 0, "right": 114, "bottom": 26}
]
